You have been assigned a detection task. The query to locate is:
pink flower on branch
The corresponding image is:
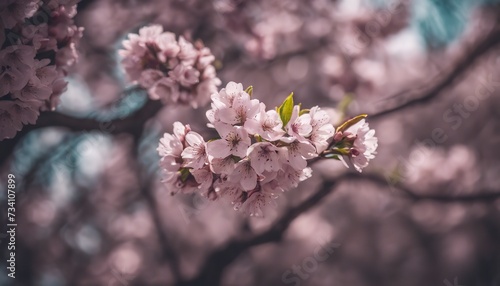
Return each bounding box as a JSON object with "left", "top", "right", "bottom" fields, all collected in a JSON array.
[
  {"left": 244, "top": 103, "right": 285, "bottom": 141},
  {"left": 285, "top": 105, "right": 313, "bottom": 142},
  {"left": 229, "top": 159, "right": 259, "bottom": 191},
  {"left": 328, "top": 115, "right": 378, "bottom": 173},
  {"left": 341, "top": 119, "right": 378, "bottom": 172},
  {"left": 247, "top": 142, "right": 282, "bottom": 175},
  {"left": 207, "top": 124, "right": 250, "bottom": 158},
  {"left": 157, "top": 82, "right": 378, "bottom": 216},
  {"left": 181, "top": 131, "right": 208, "bottom": 170}
]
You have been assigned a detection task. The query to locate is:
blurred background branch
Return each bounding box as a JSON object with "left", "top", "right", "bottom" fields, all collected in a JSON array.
[
  {"left": 371, "top": 19, "right": 500, "bottom": 119},
  {"left": 0, "top": 99, "right": 162, "bottom": 165},
  {"left": 179, "top": 178, "right": 341, "bottom": 285}
]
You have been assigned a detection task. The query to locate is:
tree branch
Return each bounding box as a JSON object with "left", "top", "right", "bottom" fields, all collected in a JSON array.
[
  {"left": 0, "top": 99, "right": 163, "bottom": 165},
  {"left": 177, "top": 178, "right": 340, "bottom": 286},
  {"left": 130, "top": 126, "right": 182, "bottom": 282},
  {"left": 343, "top": 172, "right": 500, "bottom": 203},
  {"left": 141, "top": 177, "right": 182, "bottom": 281},
  {"left": 370, "top": 22, "right": 500, "bottom": 120}
]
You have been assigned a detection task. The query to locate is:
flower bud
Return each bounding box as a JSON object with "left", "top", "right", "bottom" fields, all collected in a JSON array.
[
  {"left": 333, "top": 131, "right": 344, "bottom": 142},
  {"left": 344, "top": 133, "right": 357, "bottom": 144}
]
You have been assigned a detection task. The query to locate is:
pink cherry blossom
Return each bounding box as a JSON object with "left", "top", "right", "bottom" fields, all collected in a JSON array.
[
  {"left": 177, "top": 36, "right": 198, "bottom": 66},
  {"left": 197, "top": 47, "right": 216, "bottom": 69},
  {"left": 0, "top": 100, "right": 40, "bottom": 139},
  {"left": 240, "top": 187, "right": 277, "bottom": 217},
  {"left": 34, "top": 60, "right": 58, "bottom": 87},
  {"left": 229, "top": 159, "right": 259, "bottom": 191},
  {"left": 156, "top": 81, "right": 377, "bottom": 216},
  {"left": 244, "top": 103, "right": 285, "bottom": 141},
  {"left": 213, "top": 178, "right": 245, "bottom": 208},
  {"left": 149, "top": 78, "right": 180, "bottom": 103},
  {"left": 139, "top": 69, "right": 165, "bottom": 89},
  {"left": 138, "top": 24, "right": 164, "bottom": 44},
  {"left": 119, "top": 26, "right": 220, "bottom": 108},
  {"left": 11, "top": 76, "right": 52, "bottom": 102},
  {"left": 281, "top": 140, "right": 317, "bottom": 170},
  {"left": 0, "top": 0, "right": 39, "bottom": 29},
  {"left": 0, "top": 0, "right": 82, "bottom": 139},
  {"left": 217, "top": 92, "right": 259, "bottom": 125},
  {"left": 168, "top": 64, "right": 200, "bottom": 87},
  {"left": 207, "top": 124, "right": 250, "bottom": 158},
  {"left": 247, "top": 142, "right": 282, "bottom": 175},
  {"left": 181, "top": 131, "right": 208, "bottom": 169},
  {"left": 2, "top": 45, "right": 36, "bottom": 68},
  {"left": 201, "top": 65, "right": 217, "bottom": 81},
  {"left": 208, "top": 81, "right": 259, "bottom": 126},
  {"left": 285, "top": 105, "right": 312, "bottom": 142},
  {"left": 308, "top": 106, "right": 335, "bottom": 153},
  {"left": 274, "top": 165, "right": 313, "bottom": 190},
  {"left": 157, "top": 133, "right": 183, "bottom": 172},
  {"left": 209, "top": 156, "right": 236, "bottom": 175},
  {"left": 0, "top": 45, "right": 36, "bottom": 96},
  {"left": 0, "top": 102, "right": 27, "bottom": 139},
  {"left": 157, "top": 32, "right": 180, "bottom": 61},
  {"left": 341, "top": 119, "right": 378, "bottom": 172},
  {"left": 172, "top": 121, "right": 191, "bottom": 143},
  {"left": 191, "top": 167, "right": 214, "bottom": 194},
  {"left": 210, "top": 81, "right": 246, "bottom": 108}
]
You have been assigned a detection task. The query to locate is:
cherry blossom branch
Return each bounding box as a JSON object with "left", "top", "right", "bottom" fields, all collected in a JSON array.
[
  {"left": 177, "top": 178, "right": 340, "bottom": 286},
  {"left": 370, "top": 21, "right": 500, "bottom": 119}
]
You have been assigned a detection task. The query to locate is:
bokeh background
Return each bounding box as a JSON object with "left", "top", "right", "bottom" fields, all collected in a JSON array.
[{"left": 2, "top": 0, "right": 500, "bottom": 285}]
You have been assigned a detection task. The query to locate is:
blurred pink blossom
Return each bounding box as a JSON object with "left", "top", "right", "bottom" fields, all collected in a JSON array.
[
  {"left": 119, "top": 25, "right": 221, "bottom": 108},
  {"left": 0, "top": 0, "right": 83, "bottom": 140}
]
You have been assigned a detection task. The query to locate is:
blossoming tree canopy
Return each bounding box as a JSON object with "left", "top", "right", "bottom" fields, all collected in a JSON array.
[
  {"left": 119, "top": 25, "right": 221, "bottom": 108},
  {"left": 157, "top": 81, "right": 378, "bottom": 216},
  {"left": 0, "top": 0, "right": 83, "bottom": 140}
]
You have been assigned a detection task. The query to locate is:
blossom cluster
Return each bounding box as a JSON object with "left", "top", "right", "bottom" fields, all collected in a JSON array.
[
  {"left": 158, "top": 82, "right": 378, "bottom": 216},
  {"left": 119, "top": 25, "right": 221, "bottom": 108},
  {"left": 0, "top": 0, "right": 83, "bottom": 140},
  {"left": 330, "top": 117, "right": 379, "bottom": 173}
]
